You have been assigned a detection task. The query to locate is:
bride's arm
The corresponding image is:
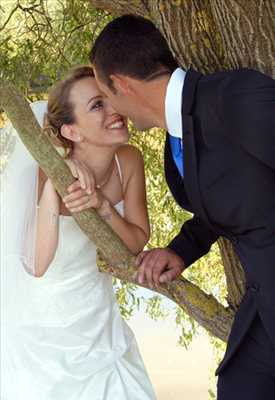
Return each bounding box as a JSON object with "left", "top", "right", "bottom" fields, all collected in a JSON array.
[
  {"left": 96, "top": 146, "right": 150, "bottom": 255},
  {"left": 34, "top": 168, "right": 60, "bottom": 277},
  {"left": 63, "top": 146, "right": 150, "bottom": 255}
]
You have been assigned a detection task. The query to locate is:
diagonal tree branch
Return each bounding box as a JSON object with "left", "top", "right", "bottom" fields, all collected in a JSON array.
[{"left": 0, "top": 81, "right": 233, "bottom": 341}]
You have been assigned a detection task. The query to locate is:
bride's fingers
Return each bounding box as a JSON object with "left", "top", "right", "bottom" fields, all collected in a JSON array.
[
  {"left": 65, "top": 192, "right": 101, "bottom": 211},
  {"left": 69, "top": 195, "right": 101, "bottom": 213},
  {"left": 82, "top": 167, "right": 91, "bottom": 193},
  {"left": 79, "top": 161, "right": 93, "bottom": 194},
  {"left": 63, "top": 189, "right": 87, "bottom": 204},
  {"left": 77, "top": 160, "right": 92, "bottom": 191},
  {"left": 73, "top": 161, "right": 87, "bottom": 191},
  {"left": 86, "top": 171, "right": 95, "bottom": 195},
  {"left": 78, "top": 160, "right": 96, "bottom": 195},
  {"left": 66, "top": 159, "right": 87, "bottom": 191},
  {"left": 65, "top": 195, "right": 91, "bottom": 210},
  {"left": 65, "top": 159, "right": 96, "bottom": 195},
  {"left": 65, "top": 159, "right": 79, "bottom": 179},
  {"left": 67, "top": 180, "right": 81, "bottom": 194},
  {"left": 69, "top": 202, "right": 93, "bottom": 213}
]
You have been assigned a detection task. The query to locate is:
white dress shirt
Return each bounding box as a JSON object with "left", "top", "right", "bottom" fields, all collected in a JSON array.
[{"left": 165, "top": 67, "right": 186, "bottom": 138}]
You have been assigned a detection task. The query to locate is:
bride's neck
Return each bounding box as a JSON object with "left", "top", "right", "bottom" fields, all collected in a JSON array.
[{"left": 72, "top": 143, "right": 117, "bottom": 183}]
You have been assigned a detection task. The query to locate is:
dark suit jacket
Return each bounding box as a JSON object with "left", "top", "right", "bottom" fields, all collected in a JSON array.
[{"left": 164, "top": 68, "right": 275, "bottom": 374}]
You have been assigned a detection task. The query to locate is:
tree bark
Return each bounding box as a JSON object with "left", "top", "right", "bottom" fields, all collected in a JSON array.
[
  {"left": 218, "top": 239, "right": 246, "bottom": 311},
  {"left": 89, "top": 0, "right": 275, "bottom": 76},
  {"left": 0, "top": 81, "right": 234, "bottom": 341}
]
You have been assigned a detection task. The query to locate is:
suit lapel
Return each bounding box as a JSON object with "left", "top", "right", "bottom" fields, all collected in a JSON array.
[{"left": 182, "top": 70, "right": 216, "bottom": 231}]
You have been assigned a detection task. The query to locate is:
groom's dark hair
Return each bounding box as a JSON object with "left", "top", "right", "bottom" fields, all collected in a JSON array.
[{"left": 90, "top": 14, "right": 178, "bottom": 90}]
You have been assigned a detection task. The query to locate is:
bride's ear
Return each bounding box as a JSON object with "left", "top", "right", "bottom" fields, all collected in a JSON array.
[{"left": 60, "top": 124, "right": 83, "bottom": 143}]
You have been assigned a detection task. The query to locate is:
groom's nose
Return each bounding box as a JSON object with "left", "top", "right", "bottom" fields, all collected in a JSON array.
[
  {"left": 106, "top": 100, "right": 121, "bottom": 117},
  {"left": 105, "top": 98, "right": 116, "bottom": 113}
]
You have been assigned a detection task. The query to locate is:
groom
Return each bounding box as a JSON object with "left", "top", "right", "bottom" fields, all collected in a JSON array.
[{"left": 88, "top": 15, "right": 275, "bottom": 398}]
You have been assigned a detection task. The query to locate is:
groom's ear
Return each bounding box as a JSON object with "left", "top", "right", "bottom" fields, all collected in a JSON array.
[{"left": 110, "top": 74, "right": 132, "bottom": 95}]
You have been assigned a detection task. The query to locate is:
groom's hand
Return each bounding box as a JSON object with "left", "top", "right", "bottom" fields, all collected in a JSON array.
[{"left": 135, "top": 248, "right": 185, "bottom": 288}]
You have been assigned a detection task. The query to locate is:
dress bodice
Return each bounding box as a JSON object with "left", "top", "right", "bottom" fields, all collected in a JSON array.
[{"left": 43, "top": 200, "right": 124, "bottom": 282}]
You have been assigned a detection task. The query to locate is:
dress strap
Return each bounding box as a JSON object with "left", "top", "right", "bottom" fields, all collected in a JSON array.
[{"left": 115, "top": 153, "right": 123, "bottom": 185}]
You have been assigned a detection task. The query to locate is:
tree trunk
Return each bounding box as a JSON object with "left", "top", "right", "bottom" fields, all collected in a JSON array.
[
  {"left": 89, "top": 0, "right": 274, "bottom": 76},
  {"left": 0, "top": 81, "right": 234, "bottom": 341}
]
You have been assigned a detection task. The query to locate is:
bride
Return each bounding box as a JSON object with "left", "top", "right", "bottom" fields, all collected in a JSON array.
[{"left": 1, "top": 66, "right": 156, "bottom": 399}]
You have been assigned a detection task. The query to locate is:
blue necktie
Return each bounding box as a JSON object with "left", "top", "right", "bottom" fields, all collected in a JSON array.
[{"left": 169, "top": 135, "right": 184, "bottom": 177}]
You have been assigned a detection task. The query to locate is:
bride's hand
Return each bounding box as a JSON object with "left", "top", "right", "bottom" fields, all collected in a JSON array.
[
  {"left": 65, "top": 158, "right": 95, "bottom": 195},
  {"left": 63, "top": 159, "right": 105, "bottom": 212},
  {"left": 63, "top": 188, "right": 105, "bottom": 213}
]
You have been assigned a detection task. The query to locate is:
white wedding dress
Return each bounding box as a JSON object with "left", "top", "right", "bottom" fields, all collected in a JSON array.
[{"left": 1, "top": 102, "right": 156, "bottom": 400}]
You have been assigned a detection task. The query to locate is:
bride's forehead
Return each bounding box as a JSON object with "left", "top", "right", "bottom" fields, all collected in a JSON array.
[{"left": 70, "top": 78, "right": 102, "bottom": 101}]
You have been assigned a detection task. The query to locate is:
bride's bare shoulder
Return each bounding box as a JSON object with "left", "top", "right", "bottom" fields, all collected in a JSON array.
[
  {"left": 117, "top": 144, "right": 144, "bottom": 168},
  {"left": 116, "top": 145, "right": 145, "bottom": 189}
]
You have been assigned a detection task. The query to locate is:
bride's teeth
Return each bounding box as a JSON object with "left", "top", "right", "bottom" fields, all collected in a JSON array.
[{"left": 109, "top": 121, "right": 124, "bottom": 129}]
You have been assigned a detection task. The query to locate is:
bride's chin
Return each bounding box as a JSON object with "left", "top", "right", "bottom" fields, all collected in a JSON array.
[
  {"left": 108, "top": 129, "right": 129, "bottom": 142},
  {"left": 116, "top": 135, "right": 129, "bottom": 145}
]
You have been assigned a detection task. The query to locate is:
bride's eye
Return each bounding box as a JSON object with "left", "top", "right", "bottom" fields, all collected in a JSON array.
[{"left": 90, "top": 100, "right": 103, "bottom": 111}]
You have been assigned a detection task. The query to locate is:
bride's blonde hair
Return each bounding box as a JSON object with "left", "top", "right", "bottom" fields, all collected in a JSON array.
[{"left": 43, "top": 66, "right": 95, "bottom": 158}]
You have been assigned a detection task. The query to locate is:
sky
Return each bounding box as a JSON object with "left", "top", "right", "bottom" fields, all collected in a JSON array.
[{"left": 127, "top": 288, "right": 217, "bottom": 400}]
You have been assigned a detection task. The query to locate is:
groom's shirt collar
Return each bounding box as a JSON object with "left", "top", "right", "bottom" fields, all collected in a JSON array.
[{"left": 165, "top": 67, "right": 186, "bottom": 139}]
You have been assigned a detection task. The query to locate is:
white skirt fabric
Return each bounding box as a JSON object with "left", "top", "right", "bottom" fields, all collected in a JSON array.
[{"left": 1, "top": 204, "right": 156, "bottom": 400}]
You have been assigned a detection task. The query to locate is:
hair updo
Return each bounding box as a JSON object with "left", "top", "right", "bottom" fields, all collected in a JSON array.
[{"left": 43, "top": 65, "right": 95, "bottom": 158}]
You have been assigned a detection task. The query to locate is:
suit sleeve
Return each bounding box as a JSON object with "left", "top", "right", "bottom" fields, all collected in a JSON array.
[{"left": 167, "top": 215, "right": 219, "bottom": 267}]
